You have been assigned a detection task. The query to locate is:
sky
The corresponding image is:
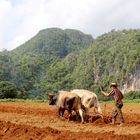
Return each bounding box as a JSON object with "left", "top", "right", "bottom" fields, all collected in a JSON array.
[{"left": 0, "top": 0, "right": 140, "bottom": 51}]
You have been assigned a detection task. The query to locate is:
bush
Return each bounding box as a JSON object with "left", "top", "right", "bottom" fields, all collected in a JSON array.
[
  {"left": 0, "top": 81, "right": 18, "bottom": 98},
  {"left": 124, "top": 90, "right": 140, "bottom": 99}
]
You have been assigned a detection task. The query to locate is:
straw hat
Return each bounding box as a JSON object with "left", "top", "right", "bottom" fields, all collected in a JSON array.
[{"left": 110, "top": 83, "right": 117, "bottom": 88}]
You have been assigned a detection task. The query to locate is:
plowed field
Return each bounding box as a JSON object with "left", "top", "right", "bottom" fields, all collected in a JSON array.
[{"left": 0, "top": 102, "right": 140, "bottom": 140}]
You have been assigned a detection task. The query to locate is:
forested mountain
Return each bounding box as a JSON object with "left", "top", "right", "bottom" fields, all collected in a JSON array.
[
  {"left": 0, "top": 28, "right": 140, "bottom": 99},
  {"left": 0, "top": 28, "right": 93, "bottom": 98}
]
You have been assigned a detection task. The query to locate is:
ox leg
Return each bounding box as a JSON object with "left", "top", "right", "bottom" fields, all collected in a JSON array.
[
  {"left": 68, "top": 110, "right": 72, "bottom": 121},
  {"left": 58, "top": 107, "right": 65, "bottom": 120},
  {"left": 61, "top": 109, "right": 65, "bottom": 117},
  {"left": 58, "top": 107, "right": 61, "bottom": 116},
  {"left": 75, "top": 111, "right": 80, "bottom": 121},
  {"left": 58, "top": 107, "right": 63, "bottom": 117},
  {"left": 78, "top": 109, "right": 84, "bottom": 123}
]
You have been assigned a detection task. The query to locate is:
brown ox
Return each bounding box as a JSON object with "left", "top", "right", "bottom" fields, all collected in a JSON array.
[{"left": 48, "top": 90, "right": 84, "bottom": 123}]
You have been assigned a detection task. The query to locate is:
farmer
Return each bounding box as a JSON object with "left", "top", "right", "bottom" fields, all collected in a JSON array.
[{"left": 100, "top": 83, "right": 124, "bottom": 126}]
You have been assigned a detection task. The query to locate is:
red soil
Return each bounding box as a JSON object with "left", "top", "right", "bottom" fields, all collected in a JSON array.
[{"left": 0, "top": 102, "right": 139, "bottom": 140}]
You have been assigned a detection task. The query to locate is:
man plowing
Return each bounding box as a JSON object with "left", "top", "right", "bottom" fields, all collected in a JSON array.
[{"left": 100, "top": 83, "right": 124, "bottom": 126}]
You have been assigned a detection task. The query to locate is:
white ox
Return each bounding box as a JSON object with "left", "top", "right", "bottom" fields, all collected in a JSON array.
[{"left": 71, "top": 89, "right": 102, "bottom": 114}]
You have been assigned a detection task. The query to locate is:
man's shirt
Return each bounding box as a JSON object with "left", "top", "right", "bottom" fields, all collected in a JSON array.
[{"left": 108, "top": 88, "right": 123, "bottom": 102}]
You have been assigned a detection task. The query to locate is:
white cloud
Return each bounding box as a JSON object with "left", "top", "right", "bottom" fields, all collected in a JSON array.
[{"left": 0, "top": 0, "right": 140, "bottom": 50}]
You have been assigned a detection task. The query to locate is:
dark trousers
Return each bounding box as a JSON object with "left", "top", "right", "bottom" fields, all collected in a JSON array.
[{"left": 112, "top": 102, "right": 124, "bottom": 124}]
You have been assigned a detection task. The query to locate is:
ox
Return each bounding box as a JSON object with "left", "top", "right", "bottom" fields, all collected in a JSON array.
[
  {"left": 71, "top": 89, "right": 102, "bottom": 114},
  {"left": 48, "top": 91, "right": 84, "bottom": 123}
]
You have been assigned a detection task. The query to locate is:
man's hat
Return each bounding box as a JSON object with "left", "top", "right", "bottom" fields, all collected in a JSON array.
[{"left": 110, "top": 83, "right": 117, "bottom": 88}]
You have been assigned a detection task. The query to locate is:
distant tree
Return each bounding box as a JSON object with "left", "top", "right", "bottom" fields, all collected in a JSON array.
[
  {"left": 0, "top": 81, "right": 17, "bottom": 98},
  {"left": 16, "top": 85, "right": 29, "bottom": 99},
  {"left": 124, "top": 90, "right": 140, "bottom": 99}
]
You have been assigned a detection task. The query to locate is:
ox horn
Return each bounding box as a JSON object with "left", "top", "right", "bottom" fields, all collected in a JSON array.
[{"left": 47, "top": 93, "right": 55, "bottom": 98}]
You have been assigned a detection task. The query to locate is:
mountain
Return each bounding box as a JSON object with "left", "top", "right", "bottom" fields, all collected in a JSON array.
[
  {"left": 0, "top": 28, "right": 93, "bottom": 98},
  {"left": 13, "top": 28, "right": 93, "bottom": 56},
  {"left": 0, "top": 28, "right": 140, "bottom": 99}
]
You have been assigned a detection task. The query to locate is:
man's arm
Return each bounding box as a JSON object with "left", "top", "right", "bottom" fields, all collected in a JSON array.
[
  {"left": 101, "top": 90, "right": 110, "bottom": 96},
  {"left": 99, "top": 85, "right": 110, "bottom": 96},
  {"left": 100, "top": 86, "right": 114, "bottom": 97}
]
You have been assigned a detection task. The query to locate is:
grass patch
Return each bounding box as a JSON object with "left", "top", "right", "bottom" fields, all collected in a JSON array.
[
  {"left": 0, "top": 98, "right": 140, "bottom": 103},
  {"left": 0, "top": 98, "right": 48, "bottom": 103},
  {"left": 123, "top": 99, "right": 140, "bottom": 103},
  {"left": 101, "top": 99, "right": 140, "bottom": 103}
]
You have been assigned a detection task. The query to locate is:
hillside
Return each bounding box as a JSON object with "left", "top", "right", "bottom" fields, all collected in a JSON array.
[
  {"left": 0, "top": 28, "right": 140, "bottom": 99},
  {"left": 44, "top": 29, "right": 140, "bottom": 97},
  {"left": 0, "top": 28, "right": 93, "bottom": 98}
]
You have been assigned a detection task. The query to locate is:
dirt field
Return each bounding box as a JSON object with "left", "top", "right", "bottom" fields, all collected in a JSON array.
[{"left": 0, "top": 102, "right": 140, "bottom": 140}]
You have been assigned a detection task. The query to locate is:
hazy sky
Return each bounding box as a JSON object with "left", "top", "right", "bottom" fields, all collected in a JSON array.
[{"left": 0, "top": 0, "right": 140, "bottom": 50}]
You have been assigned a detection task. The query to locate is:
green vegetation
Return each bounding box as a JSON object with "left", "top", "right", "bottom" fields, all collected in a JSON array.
[
  {"left": 104, "top": 99, "right": 140, "bottom": 103},
  {"left": 0, "top": 81, "right": 18, "bottom": 98},
  {"left": 44, "top": 29, "right": 140, "bottom": 100},
  {"left": 0, "top": 28, "right": 140, "bottom": 100},
  {"left": 124, "top": 90, "right": 140, "bottom": 100},
  {"left": 123, "top": 99, "right": 140, "bottom": 103},
  {"left": 0, "top": 98, "right": 139, "bottom": 103}
]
